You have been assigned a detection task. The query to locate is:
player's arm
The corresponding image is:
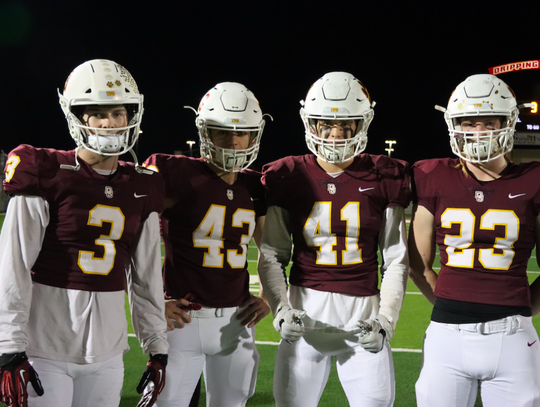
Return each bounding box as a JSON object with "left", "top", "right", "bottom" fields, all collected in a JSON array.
[
  {"left": 356, "top": 205, "right": 408, "bottom": 353},
  {"left": 257, "top": 206, "right": 306, "bottom": 342},
  {"left": 378, "top": 205, "right": 409, "bottom": 331},
  {"left": 257, "top": 207, "right": 291, "bottom": 314},
  {"left": 237, "top": 215, "right": 271, "bottom": 328},
  {"left": 127, "top": 211, "right": 169, "bottom": 356},
  {"left": 129, "top": 212, "right": 169, "bottom": 406},
  {"left": 0, "top": 196, "right": 49, "bottom": 353},
  {"left": 0, "top": 195, "right": 49, "bottom": 402},
  {"left": 530, "top": 213, "right": 540, "bottom": 316},
  {"left": 408, "top": 204, "right": 438, "bottom": 304}
]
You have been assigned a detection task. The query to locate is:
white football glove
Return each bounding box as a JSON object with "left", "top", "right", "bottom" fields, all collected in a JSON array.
[
  {"left": 356, "top": 314, "right": 394, "bottom": 353},
  {"left": 273, "top": 305, "right": 307, "bottom": 343}
]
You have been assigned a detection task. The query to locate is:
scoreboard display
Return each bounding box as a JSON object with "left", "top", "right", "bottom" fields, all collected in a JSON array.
[{"left": 490, "top": 60, "right": 540, "bottom": 146}]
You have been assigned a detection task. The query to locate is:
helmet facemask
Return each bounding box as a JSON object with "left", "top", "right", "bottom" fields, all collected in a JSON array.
[
  {"left": 197, "top": 119, "right": 264, "bottom": 172},
  {"left": 303, "top": 112, "right": 373, "bottom": 164},
  {"left": 448, "top": 115, "right": 516, "bottom": 163},
  {"left": 66, "top": 103, "right": 142, "bottom": 156}
]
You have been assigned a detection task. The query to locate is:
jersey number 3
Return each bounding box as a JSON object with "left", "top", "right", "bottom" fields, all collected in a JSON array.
[{"left": 78, "top": 205, "right": 125, "bottom": 275}]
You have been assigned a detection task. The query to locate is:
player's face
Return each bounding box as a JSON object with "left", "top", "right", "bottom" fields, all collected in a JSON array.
[
  {"left": 82, "top": 105, "right": 128, "bottom": 134},
  {"left": 459, "top": 116, "right": 502, "bottom": 132},
  {"left": 316, "top": 120, "right": 357, "bottom": 140},
  {"left": 209, "top": 129, "right": 251, "bottom": 150}
]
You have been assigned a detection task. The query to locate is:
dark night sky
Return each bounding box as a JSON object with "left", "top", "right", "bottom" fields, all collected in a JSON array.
[{"left": 1, "top": 1, "right": 539, "bottom": 169}]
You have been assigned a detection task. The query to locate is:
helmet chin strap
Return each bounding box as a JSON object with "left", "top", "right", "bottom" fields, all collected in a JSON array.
[{"left": 60, "top": 146, "right": 83, "bottom": 171}]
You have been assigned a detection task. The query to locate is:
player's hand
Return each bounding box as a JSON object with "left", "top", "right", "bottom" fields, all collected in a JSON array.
[
  {"left": 136, "top": 354, "right": 168, "bottom": 407},
  {"left": 273, "top": 305, "right": 307, "bottom": 343},
  {"left": 0, "top": 352, "right": 44, "bottom": 407},
  {"left": 165, "top": 293, "right": 201, "bottom": 330},
  {"left": 237, "top": 295, "right": 270, "bottom": 328},
  {"left": 356, "top": 315, "right": 393, "bottom": 353}
]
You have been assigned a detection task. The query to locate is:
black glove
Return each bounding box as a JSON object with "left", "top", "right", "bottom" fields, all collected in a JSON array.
[
  {"left": 0, "top": 352, "right": 44, "bottom": 407},
  {"left": 136, "top": 353, "right": 168, "bottom": 407}
]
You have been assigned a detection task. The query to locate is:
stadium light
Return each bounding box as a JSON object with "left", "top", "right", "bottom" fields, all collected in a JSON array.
[
  {"left": 186, "top": 140, "right": 196, "bottom": 157},
  {"left": 385, "top": 140, "right": 396, "bottom": 158}
]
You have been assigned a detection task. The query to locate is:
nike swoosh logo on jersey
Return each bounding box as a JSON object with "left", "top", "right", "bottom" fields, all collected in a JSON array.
[
  {"left": 359, "top": 187, "right": 375, "bottom": 192},
  {"left": 134, "top": 193, "right": 147, "bottom": 198},
  {"left": 528, "top": 340, "right": 537, "bottom": 347},
  {"left": 508, "top": 193, "right": 526, "bottom": 199}
]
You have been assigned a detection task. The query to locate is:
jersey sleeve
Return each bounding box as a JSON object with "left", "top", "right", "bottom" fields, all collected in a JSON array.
[
  {"left": 142, "top": 153, "right": 176, "bottom": 199},
  {"left": 411, "top": 158, "right": 449, "bottom": 215},
  {"left": 3, "top": 145, "right": 42, "bottom": 196},
  {"left": 262, "top": 156, "right": 299, "bottom": 209},
  {"left": 243, "top": 169, "right": 267, "bottom": 218},
  {"left": 378, "top": 156, "right": 411, "bottom": 208},
  {"left": 142, "top": 168, "right": 166, "bottom": 217}
]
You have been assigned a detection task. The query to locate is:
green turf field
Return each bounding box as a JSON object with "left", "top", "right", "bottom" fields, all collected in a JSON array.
[{"left": 1, "top": 211, "right": 539, "bottom": 406}]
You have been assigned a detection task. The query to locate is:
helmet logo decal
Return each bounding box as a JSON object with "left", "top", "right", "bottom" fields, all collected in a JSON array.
[
  {"left": 63, "top": 73, "right": 72, "bottom": 92},
  {"left": 475, "top": 191, "right": 484, "bottom": 203},
  {"left": 105, "top": 186, "right": 114, "bottom": 199},
  {"left": 118, "top": 65, "right": 139, "bottom": 94},
  {"left": 227, "top": 189, "right": 234, "bottom": 200},
  {"left": 357, "top": 80, "right": 371, "bottom": 102},
  {"left": 107, "top": 81, "right": 114, "bottom": 88},
  {"left": 327, "top": 184, "right": 337, "bottom": 194}
]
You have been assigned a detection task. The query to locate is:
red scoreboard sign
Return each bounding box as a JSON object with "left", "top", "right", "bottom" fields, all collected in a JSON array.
[{"left": 489, "top": 60, "right": 540, "bottom": 75}]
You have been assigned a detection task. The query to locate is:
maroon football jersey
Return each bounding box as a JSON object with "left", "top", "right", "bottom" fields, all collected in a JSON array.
[
  {"left": 3, "top": 145, "right": 165, "bottom": 292},
  {"left": 413, "top": 158, "right": 540, "bottom": 307},
  {"left": 143, "top": 154, "right": 267, "bottom": 308},
  {"left": 262, "top": 154, "right": 411, "bottom": 296}
]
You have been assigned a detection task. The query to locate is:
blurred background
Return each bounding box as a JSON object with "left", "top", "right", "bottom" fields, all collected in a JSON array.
[{"left": 1, "top": 0, "right": 539, "bottom": 168}]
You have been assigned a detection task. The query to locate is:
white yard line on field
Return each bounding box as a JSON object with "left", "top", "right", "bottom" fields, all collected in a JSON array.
[{"left": 126, "top": 334, "right": 422, "bottom": 352}]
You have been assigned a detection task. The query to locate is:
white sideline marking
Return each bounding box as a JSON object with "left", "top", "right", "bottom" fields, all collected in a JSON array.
[{"left": 126, "top": 334, "right": 422, "bottom": 353}]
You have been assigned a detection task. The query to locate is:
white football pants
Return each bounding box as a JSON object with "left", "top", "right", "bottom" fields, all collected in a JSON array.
[
  {"left": 274, "top": 333, "right": 394, "bottom": 407},
  {"left": 155, "top": 306, "right": 259, "bottom": 407},
  {"left": 416, "top": 317, "right": 540, "bottom": 407},
  {"left": 274, "top": 287, "right": 395, "bottom": 407},
  {"left": 27, "top": 354, "right": 123, "bottom": 407}
]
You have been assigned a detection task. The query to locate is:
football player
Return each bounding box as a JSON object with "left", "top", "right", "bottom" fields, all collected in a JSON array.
[
  {"left": 409, "top": 73, "right": 540, "bottom": 406},
  {"left": 143, "top": 82, "right": 270, "bottom": 407},
  {"left": 0, "top": 59, "right": 168, "bottom": 407},
  {"left": 258, "top": 72, "right": 410, "bottom": 407}
]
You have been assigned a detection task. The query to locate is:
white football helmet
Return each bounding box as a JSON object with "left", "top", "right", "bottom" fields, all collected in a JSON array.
[
  {"left": 192, "top": 82, "right": 266, "bottom": 172},
  {"left": 300, "top": 72, "right": 374, "bottom": 163},
  {"left": 439, "top": 74, "right": 518, "bottom": 163},
  {"left": 58, "top": 59, "right": 144, "bottom": 156}
]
